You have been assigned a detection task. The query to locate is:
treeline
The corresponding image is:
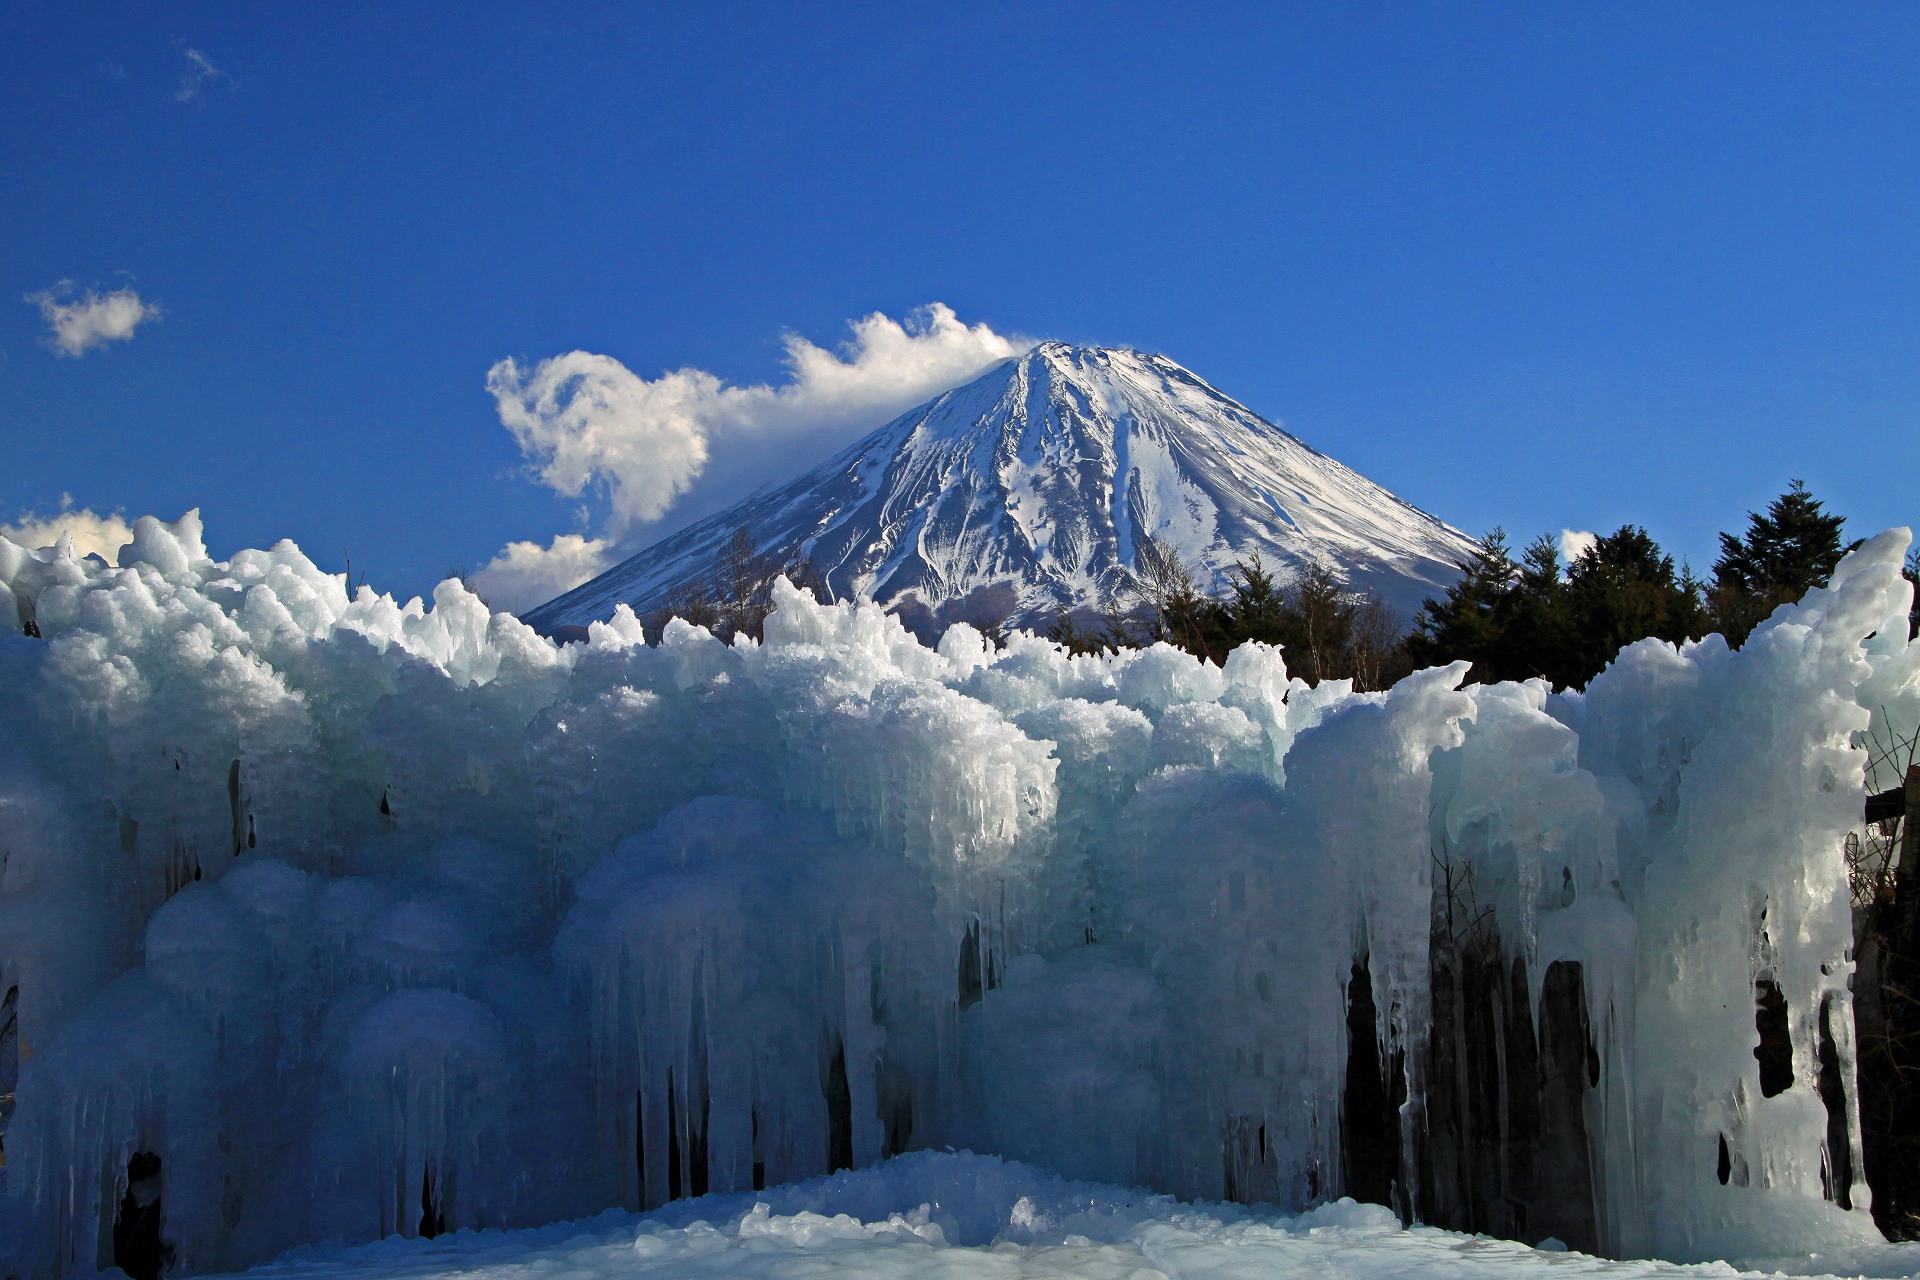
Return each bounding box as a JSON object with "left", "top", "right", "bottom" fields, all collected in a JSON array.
[
  {"left": 1075, "top": 482, "right": 1916, "bottom": 693},
  {"left": 650, "top": 528, "right": 832, "bottom": 643},
  {"left": 1048, "top": 542, "right": 1412, "bottom": 690},
  {"left": 1410, "top": 481, "right": 1915, "bottom": 688},
  {"left": 650, "top": 483, "right": 1916, "bottom": 694}
]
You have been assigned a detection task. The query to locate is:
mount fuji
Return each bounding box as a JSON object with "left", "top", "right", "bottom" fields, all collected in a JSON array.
[{"left": 523, "top": 342, "right": 1477, "bottom": 633}]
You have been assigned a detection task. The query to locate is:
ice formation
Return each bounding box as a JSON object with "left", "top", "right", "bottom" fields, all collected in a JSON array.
[
  {"left": 192, "top": 1152, "right": 1920, "bottom": 1280},
  {"left": 1, "top": 511, "right": 1916, "bottom": 1276}
]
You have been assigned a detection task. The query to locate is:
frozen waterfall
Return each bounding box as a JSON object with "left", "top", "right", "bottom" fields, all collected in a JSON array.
[{"left": 0, "top": 511, "right": 1915, "bottom": 1275}]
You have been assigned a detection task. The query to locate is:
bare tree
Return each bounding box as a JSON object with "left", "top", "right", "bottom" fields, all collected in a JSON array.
[
  {"left": 654, "top": 578, "right": 720, "bottom": 636},
  {"left": 1347, "top": 594, "right": 1406, "bottom": 692},
  {"left": 646, "top": 527, "right": 835, "bottom": 644},
  {"left": 1285, "top": 561, "right": 1353, "bottom": 685},
  {"left": 1047, "top": 607, "right": 1113, "bottom": 656},
  {"left": 1131, "top": 535, "right": 1215, "bottom": 654},
  {"left": 714, "top": 528, "right": 771, "bottom": 640}
]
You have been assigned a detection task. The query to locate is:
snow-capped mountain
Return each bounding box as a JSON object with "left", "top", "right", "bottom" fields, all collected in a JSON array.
[{"left": 524, "top": 342, "right": 1477, "bottom": 631}]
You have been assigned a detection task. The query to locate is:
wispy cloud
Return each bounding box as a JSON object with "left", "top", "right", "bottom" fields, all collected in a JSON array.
[
  {"left": 25, "top": 282, "right": 161, "bottom": 357},
  {"left": 1, "top": 498, "right": 135, "bottom": 563},
  {"left": 479, "top": 304, "right": 1030, "bottom": 611},
  {"left": 175, "top": 46, "right": 228, "bottom": 102}
]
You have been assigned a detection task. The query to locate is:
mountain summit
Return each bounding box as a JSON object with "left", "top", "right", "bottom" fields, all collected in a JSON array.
[{"left": 524, "top": 342, "right": 1476, "bottom": 632}]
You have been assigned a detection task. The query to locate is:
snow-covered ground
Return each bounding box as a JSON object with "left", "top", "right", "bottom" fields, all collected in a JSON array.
[{"left": 231, "top": 1153, "right": 1920, "bottom": 1280}]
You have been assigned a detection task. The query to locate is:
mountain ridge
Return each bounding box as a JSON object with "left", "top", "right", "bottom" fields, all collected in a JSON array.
[{"left": 524, "top": 342, "right": 1476, "bottom": 632}]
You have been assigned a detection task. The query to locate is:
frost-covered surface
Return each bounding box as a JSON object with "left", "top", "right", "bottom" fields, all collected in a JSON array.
[
  {"left": 2, "top": 513, "right": 1918, "bottom": 1277},
  {"left": 525, "top": 342, "right": 1478, "bottom": 629},
  {"left": 211, "top": 1154, "right": 1920, "bottom": 1280}
]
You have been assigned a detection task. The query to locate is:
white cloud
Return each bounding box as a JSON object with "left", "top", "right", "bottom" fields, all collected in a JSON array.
[
  {"left": 26, "top": 282, "right": 160, "bottom": 356},
  {"left": 486, "top": 351, "right": 716, "bottom": 532},
  {"left": 481, "top": 304, "right": 1029, "bottom": 612},
  {"left": 176, "top": 47, "right": 227, "bottom": 102},
  {"left": 2, "top": 500, "right": 135, "bottom": 563},
  {"left": 1559, "top": 528, "right": 1597, "bottom": 565},
  {"left": 488, "top": 304, "right": 1027, "bottom": 541},
  {"left": 468, "top": 533, "right": 615, "bottom": 615}
]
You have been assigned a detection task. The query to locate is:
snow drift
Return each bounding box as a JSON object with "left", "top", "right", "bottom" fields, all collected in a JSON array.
[
  {"left": 0, "top": 512, "right": 1916, "bottom": 1276},
  {"left": 195, "top": 1151, "right": 1920, "bottom": 1280}
]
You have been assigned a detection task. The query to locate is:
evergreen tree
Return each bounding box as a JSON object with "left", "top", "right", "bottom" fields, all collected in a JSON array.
[
  {"left": 1710, "top": 481, "right": 1849, "bottom": 646},
  {"left": 1495, "top": 534, "right": 1576, "bottom": 686},
  {"left": 1562, "top": 525, "right": 1699, "bottom": 683},
  {"left": 1114, "top": 546, "right": 1409, "bottom": 690},
  {"left": 1409, "top": 525, "right": 1705, "bottom": 689},
  {"left": 1407, "top": 530, "right": 1517, "bottom": 681},
  {"left": 1675, "top": 561, "right": 1713, "bottom": 642},
  {"left": 1046, "top": 608, "right": 1112, "bottom": 656},
  {"left": 1222, "top": 553, "right": 1290, "bottom": 647}
]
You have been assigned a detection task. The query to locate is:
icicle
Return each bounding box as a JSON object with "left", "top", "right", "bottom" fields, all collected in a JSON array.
[{"left": 0, "top": 518, "right": 1912, "bottom": 1274}]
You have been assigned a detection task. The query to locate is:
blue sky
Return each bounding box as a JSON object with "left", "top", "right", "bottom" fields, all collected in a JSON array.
[{"left": 3, "top": 3, "right": 1916, "bottom": 609}]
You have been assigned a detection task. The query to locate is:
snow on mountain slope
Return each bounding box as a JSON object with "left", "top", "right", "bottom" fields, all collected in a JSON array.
[{"left": 523, "top": 343, "right": 1478, "bottom": 632}]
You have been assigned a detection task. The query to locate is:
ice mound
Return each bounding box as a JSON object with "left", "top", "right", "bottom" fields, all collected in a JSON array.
[
  {"left": 209, "top": 1153, "right": 1920, "bottom": 1280},
  {"left": 1, "top": 513, "right": 1917, "bottom": 1277}
]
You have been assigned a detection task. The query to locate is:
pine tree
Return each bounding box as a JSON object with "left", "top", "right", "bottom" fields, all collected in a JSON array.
[
  {"left": 1189, "top": 553, "right": 1407, "bottom": 689},
  {"left": 1046, "top": 608, "right": 1111, "bottom": 656},
  {"left": 1407, "top": 530, "right": 1516, "bottom": 681},
  {"left": 1492, "top": 535, "right": 1576, "bottom": 686},
  {"left": 1562, "top": 525, "right": 1697, "bottom": 683},
  {"left": 1710, "top": 481, "right": 1849, "bottom": 646},
  {"left": 1222, "top": 553, "right": 1289, "bottom": 646},
  {"left": 1675, "top": 561, "right": 1712, "bottom": 642}
]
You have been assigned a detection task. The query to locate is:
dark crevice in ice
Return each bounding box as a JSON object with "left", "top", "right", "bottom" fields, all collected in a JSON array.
[
  {"left": 1342, "top": 957, "right": 1401, "bottom": 1211},
  {"left": 666, "top": 1067, "right": 682, "bottom": 1202},
  {"left": 1818, "top": 995, "right": 1854, "bottom": 1209},
  {"left": 1420, "top": 900, "right": 1597, "bottom": 1253},
  {"left": 113, "top": 1151, "right": 171, "bottom": 1280},
  {"left": 418, "top": 1161, "right": 444, "bottom": 1239},
  {"left": 957, "top": 920, "right": 983, "bottom": 1011},
  {"left": 823, "top": 1036, "right": 853, "bottom": 1173},
  {"left": 1755, "top": 978, "right": 1794, "bottom": 1098},
  {"left": 634, "top": 1088, "right": 647, "bottom": 1207}
]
